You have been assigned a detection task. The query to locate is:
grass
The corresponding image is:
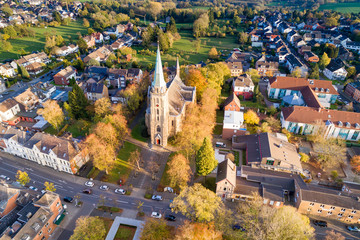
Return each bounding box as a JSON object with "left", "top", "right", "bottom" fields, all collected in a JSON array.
[
  {"left": 0, "top": 21, "right": 89, "bottom": 61},
  {"left": 66, "top": 119, "right": 93, "bottom": 138},
  {"left": 234, "top": 151, "right": 240, "bottom": 166},
  {"left": 213, "top": 124, "right": 223, "bottom": 135},
  {"left": 100, "top": 217, "right": 114, "bottom": 236},
  {"left": 318, "top": 2, "right": 360, "bottom": 13},
  {"left": 241, "top": 100, "right": 266, "bottom": 110},
  {"left": 97, "top": 206, "right": 122, "bottom": 213},
  {"left": 135, "top": 29, "right": 239, "bottom": 67},
  {"left": 157, "top": 152, "right": 180, "bottom": 193},
  {"left": 242, "top": 150, "right": 246, "bottom": 165},
  {"left": 216, "top": 110, "right": 224, "bottom": 123},
  {"left": 44, "top": 125, "right": 57, "bottom": 135},
  {"left": 87, "top": 167, "right": 100, "bottom": 179},
  {"left": 131, "top": 118, "right": 148, "bottom": 142},
  {"left": 115, "top": 225, "right": 137, "bottom": 240},
  {"left": 102, "top": 141, "right": 140, "bottom": 184},
  {"left": 202, "top": 177, "right": 216, "bottom": 192}
]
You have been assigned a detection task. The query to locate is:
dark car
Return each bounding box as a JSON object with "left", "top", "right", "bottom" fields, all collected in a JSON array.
[
  {"left": 63, "top": 196, "right": 73, "bottom": 203},
  {"left": 164, "top": 215, "right": 176, "bottom": 221},
  {"left": 82, "top": 189, "right": 92, "bottom": 194},
  {"left": 313, "top": 220, "right": 327, "bottom": 227},
  {"left": 232, "top": 224, "right": 246, "bottom": 231}
]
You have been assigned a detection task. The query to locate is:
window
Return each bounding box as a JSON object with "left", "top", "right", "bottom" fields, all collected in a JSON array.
[
  {"left": 266, "top": 160, "right": 274, "bottom": 166},
  {"left": 223, "top": 188, "right": 226, "bottom": 191},
  {"left": 310, "top": 203, "right": 314, "bottom": 206},
  {"left": 352, "top": 210, "right": 357, "bottom": 214},
  {"left": 341, "top": 208, "right": 346, "bottom": 212},
  {"left": 157, "top": 126, "right": 161, "bottom": 133},
  {"left": 56, "top": 202, "right": 60, "bottom": 207},
  {"left": 48, "top": 227, "right": 52, "bottom": 232},
  {"left": 330, "top": 206, "right": 335, "bottom": 210},
  {"left": 307, "top": 208, "right": 311, "bottom": 211},
  {"left": 349, "top": 215, "right": 354, "bottom": 219},
  {"left": 338, "top": 213, "right": 343, "bottom": 217},
  {"left": 39, "top": 231, "right": 42, "bottom": 236},
  {"left": 317, "top": 209, "right": 322, "bottom": 213},
  {"left": 320, "top": 204, "right": 324, "bottom": 208},
  {"left": 45, "top": 223, "right": 49, "bottom": 227},
  {"left": 328, "top": 212, "right": 332, "bottom": 215}
]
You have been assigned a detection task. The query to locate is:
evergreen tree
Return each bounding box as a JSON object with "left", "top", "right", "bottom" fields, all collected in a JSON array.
[
  {"left": 309, "top": 64, "right": 320, "bottom": 79},
  {"left": 68, "top": 84, "right": 89, "bottom": 119},
  {"left": 196, "top": 137, "right": 218, "bottom": 177},
  {"left": 166, "top": 17, "right": 177, "bottom": 34},
  {"left": 19, "top": 64, "right": 30, "bottom": 79}
]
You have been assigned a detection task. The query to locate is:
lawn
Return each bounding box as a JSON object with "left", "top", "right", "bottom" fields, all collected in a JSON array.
[
  {"left": 102, "top": 141, "right": 140, "bottom": 184},
  {"left": 66, "top": 119, "right": 93, "bottom": 138},
  {"left": 216, "top": 110, "right": 224, "bottom": 123},
  {"left": 135, "top": 29, "right": 239, "bottom": 67},
  {"left": 114, "top": 225, "right": 137, "bottom": 240},
  {"left": 213, "top": 124, "right": 223, "bottom": 135},
  {"left": 157, "top": 152, "right": 179, "bottom": 193},
  {"left": 100, "top": 217, "right": 114, "bottom": 236},
  {"left": 130, "top": 118, "right": 148, "bottom": 142},
  {"left": 0, "top": 21, "right": 89, "bottom": 61},
  {"left": 318, "top": 2, "right": 360, "bottom": 13}
]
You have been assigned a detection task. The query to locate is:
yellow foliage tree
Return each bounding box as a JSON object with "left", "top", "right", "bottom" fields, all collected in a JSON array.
[
  {"left": 244, "top": 110, "right": 260, "bottom": 125},
  {"left": 16, "top": 170, "right": 30, "bottom": 186}
]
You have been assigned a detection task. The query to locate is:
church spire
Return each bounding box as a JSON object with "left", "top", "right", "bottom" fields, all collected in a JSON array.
[
  {"left": 152, "top": 44, "right": 166, "bottom": 90},
  {"left": 176, "top": 57, "right": 180, "bottom": 77}
]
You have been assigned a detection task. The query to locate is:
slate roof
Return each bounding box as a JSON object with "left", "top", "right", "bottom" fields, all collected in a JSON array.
[
  {"left": 223, "top": 92, "right": 241, "bottom": 109},
  {"left": 0, "top": 99, "right": 18, "bottom": 113},
  {"left": 84, "top": 82, "right": 105, "bottom": 94},
  {"left": 326, "top": 58, "right": 344, "bottom": 72},
  {"left": 216, "top": 159, "right": 236, "bottom": 187}
]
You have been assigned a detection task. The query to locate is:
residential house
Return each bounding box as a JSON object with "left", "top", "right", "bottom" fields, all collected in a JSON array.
[
  {"left": 324, "top": 59, "right": 348, "bottom": 81},
  {"left": 126, "top": 68, "right": 143, "bottom": 83},
  {"left": 53, "top": 66, "right": 76, "bottom": 85},
  {"left": 0, "top": 64, "right": 16, "bottom": 78},
  {"left": 14, "top": 88, "right": 39, "bottom": 111},
  {"left": 285, "top": 54, "right": 308, "bottom": 77},
  {"left": 107, "top": 69, "right": 127, "bottom": 89},
  {"left": 83, "top": 46, "right": 113, "bottom": 64},
  {"left": 222, "top": 93, "right": 246, "bottom": 140},
  {"left": 83, "top": 82, "right": 109, "bottom": 101},
  {"left": 345, "top": 82, "right": 360, "bottom": 103},
  {"left": 344, "top": 41, "right": 360, "bottom": 52},
  {"left": 111, "top": 38, "right": 125, "bottom": 50},
  {"left": 11, "top": 52, "right": 50, "bottom": 68},
  {"left": 304, "top": 51, "right": 319, "bottom": 63},
  {"left": 255, "top": 57, "right": 279, "bottom": 77},
  {"left": 233, "top": 132, "right": 303, "bottom": 174},
  {"left": 25, "top": 62, "right": 44, "bottom": 76},
  {"left": 216, "top": 159, "right": 237, "bottom": 199},
  {"left": 0, "top": 79, "right": 6, "bottom": 93},
  {"left": 226, "top": 61, "right": 243, "bottom": 77},
  {"left": 0, "top": 184, "right": 20, "bottom": 218},
  {"left": 267, "top": 76, "right": 338, "bottom": 107},
  {"left": 338, "top": 45, "right": 352, "bottom": 60},
  {"left": 83, "top": 35, "right": 95, "bottom": 49},
  {"left": 91, "top": 32, "right": 104, "bottom": 44},
  {"left": 31, "top": 82, "right": 56, "bottom": 102},
  {"left": 0, "top": 99, "right": 21, "bottom": 123},
  {"left": 232, "top": 74, "right": 255, "bottom": 100},
  {"left": 281, "top": 106, "right": 360, "bottom": 141},
  {"left": 55, "top": 44, "right": 78, "bottom": 57}
]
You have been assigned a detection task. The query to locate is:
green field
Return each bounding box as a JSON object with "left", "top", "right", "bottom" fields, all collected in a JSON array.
[
  {"left": 135, "top": 30, "right": 239, "bottom": 67},
  {"left": 0, "top": 21, "right": 88, "bottom": 61},
  {"left": 318, "top": 2, "right": 360, "bottom": 13}
]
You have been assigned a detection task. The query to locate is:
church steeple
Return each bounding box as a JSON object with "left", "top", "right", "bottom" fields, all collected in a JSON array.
[{"left": 152, "top": 44, "right": 166, "bottom": 90}]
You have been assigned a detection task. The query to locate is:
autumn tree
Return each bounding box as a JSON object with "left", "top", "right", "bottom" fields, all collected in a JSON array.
[
  {"left": 208, "top": 47, "right": 218, "bottom": 60},
  {"left": 244, "top": 109, "right": 260, "bottom": 125},
  {"left": 264, "top": 116, "right": 281, "bottom": 132},
  {"left": 300, "top": 152, "right": 310, "bottom": 163},
  {"left": 351, "top": 155, "right": 360, "bottom": 173},
  {"left": 37, "top": 100, "right": 64, "bottom": 132},
  {"left": 238, "top": 31, "right": 249, "bottom": 44},
  {"left": 16, "top": 170, "right": 30, "bottom": 186},
  {"left": 237, "top": 193, "right": 314, "bottom": 240},
  {"left": 70, "top": 216, "right": 106, "bottom": 240},
  {"left": 193, "top": 13, "right": 209, "bottom": 38},
  {"left": 309, "top": 63, "right": 320, "bottom": 79},
  {"left": 166, "top": 153, "right": 192, "bottom": 189},
  {"left": 83, "top": 18, "right": 90, "bottom": 28},
  {"left": 290, "top": 67, "right": 302, "bottom": 78},
  {"left": 200, "top": 62, "right": 231, "bottom": 96},
  {"left": 245, "top": 68, "right": 260, "bottom": 83},
  {"left": 171, "top": 183, "right": 224, "bottom": 222},
  {"left": 129, "top": 149, "right": 141, "bottom": 170},
  {"left": 325, "top": 230, "right": 345, "bottom": 240},
  {"left": 94, "top": 98, "right": 111, "bottom": 122},
  {"left": 319, "top": 52, "right": 331, "bottom": 70},
  {"left": 312, "top": 135, "right": 346, "bottom": 168},
  {"left": 146, "top": 2, "right": 162, "bottom": 21},
  {"left": 184, "top": 68, "right": 207, "bottom": 100},
  {"left": 140, "top": 218, "right": 171, "bottom": 240},
  {"left": 196, "top": 137, "right": 218, "bottom": 177},
  {"left": 175, "top": 221, "right": 222, "bottom": 240},
  {"left": 44, "top": 182, "right": 56, "bottom": 192}
]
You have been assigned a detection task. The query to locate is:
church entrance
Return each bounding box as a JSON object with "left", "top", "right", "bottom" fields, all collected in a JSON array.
[{"left": 156, "top": 139, "right": 160, "bottom": 145}]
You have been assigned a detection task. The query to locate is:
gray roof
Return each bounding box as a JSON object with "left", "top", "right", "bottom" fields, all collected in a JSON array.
[
  {"left": 216, "top": 159, "right": 236, "bottom": 187},
  {"left": 85, "top": 82, "right": 104, "bottom": 94},
  {"left": 151, "top": 45, "right": 166, "bottom": 89}
]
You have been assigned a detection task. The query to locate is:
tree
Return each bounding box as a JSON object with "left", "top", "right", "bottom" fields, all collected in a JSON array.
[
  {"left": 233, "top": 16, "right": 241, "bottom": 27},
  {"left": 1, "top": 6, "right": 13, "bottom": 18},
  {"left": 129, "top": 149, "right": 141, "bottom": 170},
  {"left": 325, "top": 17, "right": 339, "bottom": 27},
  {"left": 146, "top": 2, "right": 162, "bottom": 21},
  {"left": 245, "top": 69, "right": 260, "bottom": 83},
  {"left": 3, "top": 26, "right": 17, "bottom": 39},
  {"left": 167, "top": 153, "right": 192, "bottom": 189},
  {"left": 175, "top": 221, "right": 222, "bottom": 240},
  {"left": 77, "top": 38, "right": 88, "bottom": 53},
  {"left": 193, "top": 39, "right": 201, "bottom": 53},
  {"left": 140, "top": 218, "right": 171, "bottom": 240},
  {"left": 193, "top": 13, "right": 209, "bottom": 38},
  {"left": 19, "top": 65, "right": 30, "bottom": 79},
  {"left": 185, "top": 69, "right": 207, "bottom": 100},
  {"left": 300, "top": 152, "right": 310, "bottom": 163},
  {"left": 244, "top": 110, "right": 260, "bottom": 125},
  {"left": 325, "top": 230, "right": 345, "bottom": 240},
  {"left": 87, "top": 58, "right": 100, "bottom": 66},
  {"left": 291, "top": 67, "right": 302, "bottom": 78},
  {"left": 347, "top": 66, "right": 356, "bottom": 78},
  {"left": 83, "top": 18, "right": 90, "bottom": 28},
  {"left": 70, "top": 216, "right": 106, "bottom": 240},
  {"left": 37, "top": 100, "right": 64, "bottom": 132},
  {"left": 170, "top": 183, "right": 223, "bottom": 222},
  {"left": 44, "top": 182, "right": 56, "bottom": 192},
  {"left": 319, "top": 53, "right": 331, "bottom": 70},
  {"left": 309, "top": 63, "right": 320, "bottom": 79},
  {"left": 94, "top": 98, "right": 111, "bottom": 122},
  {"left": 238, "top": 31, "right": 249, "bottom": 44},
  {"left": 68, "top": 84, "right": 89, "bottom": 119},
  {"left": 16, "top": 170, "right": 30, "bottom": 186},
  {"left": 1, "top": 40, "right": 13, "bottom": 52},
  {"left": 237, "top": 193, "right": 314, "bottom": 240},
  {"left": 351, "top": 155, "right": 360, "bottom": 173},
  {"left": 196, "top": 138, "right": 217, "bottom": 177},
  {"left": 208, "top": 47, "right": 218, "bottom": 60},
  {"left": 56, "top": 35, "right": 65, "bottom": 47}
]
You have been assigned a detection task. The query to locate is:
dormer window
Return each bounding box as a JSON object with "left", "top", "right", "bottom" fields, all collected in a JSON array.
[
  {"left": 346, "top": 122, "right": 351, "bottom": 128},
  {"left": 326, "top": 88, "right": 330, "bottom": 93},
  {"left": 356, "top": 123, "right": 360, "bottom": 129},
  {"left": 314, "top": 87, "right": 318, "bottom": 91},
  {"left": 320, "top": 88, "right": 324, "bottom": 92},
  {"left": 338, "top": 121, "right": 343, "bottom": 127}
]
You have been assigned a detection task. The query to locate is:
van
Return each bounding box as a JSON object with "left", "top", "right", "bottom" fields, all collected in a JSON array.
[{"left": 216, "top": 142, "right": 226, "bottom": 148}]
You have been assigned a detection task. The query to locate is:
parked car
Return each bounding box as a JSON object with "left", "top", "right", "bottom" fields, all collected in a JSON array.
[
  {"left": 29, "top": 186, "right": 38, "bottom": 191},
  {"left": 313, "top": 220, "right": 327, "bottom": 227},
  {"left": 41, "top": 190, "right": 46, "bottom": 194},
  {"left": 82, "top": 189, "right": 92, "bottom": 194},
  {"left": 232, "top": 224, "right": 246, "bottom": 231},
  {"left": 115, "top": 189, "right": 126, "bottom": 194},
  {"left": 151, "top": 212, "right": 162, "bottom": 219},
  {"left": 85, "top": 181, "right": 94, "bottom": 187},
  {"left": 215, "top": 142, "right": 226, "bottom": 148},
  {"left": 347, "top": 225, "right": 360, "bottom": 232},
  {"left": 152, "top": 195, "right": 163, "bottom": 201},
  {"left": 164, "top": 215, "right": 176, "bottom": 221},
  {"left": 0, "top": 175, "right": 10, "bottom": 181},
  {"left": 99, "top": 185, "right": 109, "bottom": 191},
  {"left": 63, "top": 196, "right": 73, "bottom": 203}
]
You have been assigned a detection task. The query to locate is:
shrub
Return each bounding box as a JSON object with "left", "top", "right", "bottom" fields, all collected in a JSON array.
[
  {"left": 300, "top": 153, "right": 310, "bottom": 163},
  {"left": 144, "top": 193, "right": 152, "bottom": 199}
]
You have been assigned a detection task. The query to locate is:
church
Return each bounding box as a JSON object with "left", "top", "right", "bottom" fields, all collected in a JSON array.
[{"left": 145, "top": 46, "right": 196, "bottom": 147}]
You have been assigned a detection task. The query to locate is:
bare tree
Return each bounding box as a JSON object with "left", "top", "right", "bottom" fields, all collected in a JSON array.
[{"left": 130, "top": 149, "right": 141, "bottom": 170}]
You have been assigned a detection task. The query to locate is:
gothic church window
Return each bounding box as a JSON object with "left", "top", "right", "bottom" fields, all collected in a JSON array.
[{"left": 157, "top": 126, "right": 161, "bottom": 132}]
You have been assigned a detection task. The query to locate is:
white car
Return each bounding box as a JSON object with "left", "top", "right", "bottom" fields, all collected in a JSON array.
[
  {"left": 99, "top": 185, "right": 109, "bottom": 191},
  {"left": 29, "top": 186, "right": 38, "bottom": 191},
  {"left": 151, "top": 212, "right": 162, "bottom": 219},
  {"left": 115, "top": 189, "right": 126, "bottom": 194},
  {"left": 152, "top": 195, "right": 163, "bottom": 201},
  {"left": 0, "top": 175, "right": 10, "bottom": 181},
  {"left": 85, "top": 181, "right": 94, "bottom": 187}
]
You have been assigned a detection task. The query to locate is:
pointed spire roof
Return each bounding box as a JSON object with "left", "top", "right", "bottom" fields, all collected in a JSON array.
[{"left": 152, "top": 45, "right": 166, "bottom": 89}]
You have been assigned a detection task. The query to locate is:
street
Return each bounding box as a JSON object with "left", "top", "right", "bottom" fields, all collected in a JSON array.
[{"left": 0, "top": 152, "right": 184, "bottom": 240}]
